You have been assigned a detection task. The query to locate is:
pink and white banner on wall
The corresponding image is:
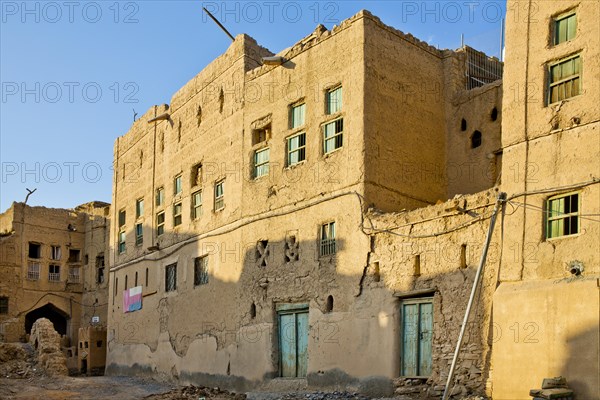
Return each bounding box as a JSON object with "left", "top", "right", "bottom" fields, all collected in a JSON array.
[{"left": 123, "top": 286, "right": 142, "bottom": 313}]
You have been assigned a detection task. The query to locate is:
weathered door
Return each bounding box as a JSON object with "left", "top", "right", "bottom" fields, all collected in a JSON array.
[
  {"left": 401, "top": 299, "right": 433, "bottom": 376},
  {"left": 278, "top": 305, "right": 309, "bottom": 378}
]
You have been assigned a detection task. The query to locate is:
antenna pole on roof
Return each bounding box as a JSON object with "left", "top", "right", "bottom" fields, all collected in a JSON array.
[
  {"left": 499, "top": 18, "right": 505, "bottom": 61},
  {"left": 202, "top": 7, "right": 235, "bottom": 42},
  {"left": 461, "top": 33, "right": 464, "bottom": 48}
]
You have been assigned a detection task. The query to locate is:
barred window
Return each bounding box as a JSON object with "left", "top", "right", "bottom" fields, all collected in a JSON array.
[
  {"left": 49, "top": 265, "right": 61, "bottom": 282},
  {"left": 165, "top": 263, "right": 177, "bottom": 292},
  {"left": 27, "top": 262, "right": 40, "bottom": 280},
  {"left": 194, "top": 256, "right": 209, "bottom": 286},
  {"left": 320, "top": 222, "right": 337, "bottom": 256}
]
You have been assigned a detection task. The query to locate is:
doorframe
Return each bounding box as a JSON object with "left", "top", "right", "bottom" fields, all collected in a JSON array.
[
  {"left": 400, "top": 296, "right": 434, "bottom": 378},
  {"left": 276, "top": 303, "right": 309, "bottom": 378}
]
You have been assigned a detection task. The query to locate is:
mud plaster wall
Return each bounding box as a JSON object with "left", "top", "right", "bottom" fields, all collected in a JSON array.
[
  {"left": 369, "top": 189, "right": 500, "bottom": 397},
  {"left": 0, "top": 203, "right": 110, "bottom": 345},
  {"left": 493, "top": 1, "right": 600, "bottom": 398}
]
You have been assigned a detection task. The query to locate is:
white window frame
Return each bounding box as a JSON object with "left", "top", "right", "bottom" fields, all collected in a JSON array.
[
  {"left": 192, "top": 190, "right": 202, "bottom": 220},
  {"left": 326, "top": 86, "right": 342, "bottom": 114},
  {"left": 290, "top": 103, "right": 306, "bottom": 129},
  {"left": 214, "top": 180, "right": 225, "bottom": 211},
  {"left": 68, "top": 266, "right": 80, "bottom": 283},
  {"left": 254, "top": 147, "right": 270, "bottom": 179},
  {"left": 323, "top": 118, "right": 344, "bottom": 154},
  {"left": 50, "top": 245, "right": 61, "bottom": 261},
  {"left": 48, "top": 264, "right": 61, "bottom": 282},
  {"left": 287, "top": 132, "right": 306, "bottom": 166},
  {"left": 27, "top": 262, "right": 40, "bottom": 280}
]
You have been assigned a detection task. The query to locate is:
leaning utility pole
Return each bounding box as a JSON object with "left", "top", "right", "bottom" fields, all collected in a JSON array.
[{"left": 442, "top": 192, "right": 506, "bottom": 400}]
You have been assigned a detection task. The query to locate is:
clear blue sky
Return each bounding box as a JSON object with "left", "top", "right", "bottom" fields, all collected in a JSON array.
[{"left": 0, "top": 0, "right": 506, "bottom": 210}]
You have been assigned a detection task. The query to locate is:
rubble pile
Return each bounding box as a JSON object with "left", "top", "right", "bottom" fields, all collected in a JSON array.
[
  {"left": 146, "top": 385, "right": 247, "bottom": 399},
  {"left": 279, "top": 391, "right": 370, "bottom": 400},
  {"left": 0, "top": 342, "right": 35, "bottom": 378},
  {"left": 29, "top": 318, "right": 68, "bottom": 376}
]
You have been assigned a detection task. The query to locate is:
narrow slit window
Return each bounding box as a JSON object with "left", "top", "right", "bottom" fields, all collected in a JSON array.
[{"left": 135, "top": 223, "right": 143, "bottom": 246}]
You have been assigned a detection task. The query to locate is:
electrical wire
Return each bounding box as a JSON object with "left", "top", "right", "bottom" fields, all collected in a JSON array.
[{"left": 508, "top": 200, "right": 600, "bottom": 223}]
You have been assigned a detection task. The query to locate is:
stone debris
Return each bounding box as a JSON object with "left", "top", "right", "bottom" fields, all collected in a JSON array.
[
  {"left": 29, "top": 318, "right": 68, "bottom": 376},
  {"left": 145, "top": 385, "right": 247, "bottom": 399},
  {"left": 0, "top": 342, "right": 36, "bottom": 379},
  {"left": 280, "top": 391, "right": 369, "bottom": 400}
]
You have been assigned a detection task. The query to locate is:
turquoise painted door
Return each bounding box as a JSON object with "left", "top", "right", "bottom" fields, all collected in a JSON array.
[
  {"left": 401, "top": 300, "right": 433, "bottom": 376},
  {"left": 278, "top": 309, "right": 309, "bottom": 377}
]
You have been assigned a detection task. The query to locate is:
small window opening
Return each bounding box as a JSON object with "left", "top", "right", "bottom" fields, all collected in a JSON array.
[
  {"left": 490, "top": 107, "right": 498, "bottom": 121},
  {"left": 191, "top": 163, "right": 203, "bottom": 187},
  {"left": 284, "top": 236, "right": 299, "bottom": 262},
  {"left": 194, "top": 256, "right": 209, "bottom": 286},
  {"left": 414, "top": 255, "right": 421, "bottom": 277},
  {"left": 460, "top": 118, "right": 467, "bottom": 131},
  {"left": 68, "top": 249, "right": 81, "bottom": 263},
  {"left": 471, "top": 131, "right": 482, "bottom": 148},
  {"left": 460, "top": 244, "right": 467, "bottom": 268},
  {"left": 177, "top": 120, "right": 182, "bottom": 142},
  {"left": 252, "top": 124, "right": 271, "bottom": 146},
  {"left": 124, "top": 275, "right": 128, "bottom": 290},
  {"left": 219, "top": 88, "right": 224, "bottom": 113},
  {"left": 250, "top": 303, "right": 256, "bottom": 319},
  {"left": 135, "top": 271, "right": 138, "bottom": 287},
  {"left": 197, "top": 105, "right": 202, "bottom": 126},
  {"left": 145, "top": 268, "right": 149, "bottom": 287},
  {"left": 372, "top": 261, "right": 381, "bottom": 282},
  {"left": 85, "top": 342, "right": 89, "bottom": 348},
  {"left": 28, "top": 242, "right": 41, "bottom": 259},
  {"left": 326, "top": 295, "right": 334, "bottom": 313},
  {"left": 96, "top": 341, "right": 103, "bottom": 348}
]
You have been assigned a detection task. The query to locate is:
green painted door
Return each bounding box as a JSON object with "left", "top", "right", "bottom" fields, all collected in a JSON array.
[
  {"left": 401, "top": 299, "right": 433, "bottom": 377},
  {"left": 278, "top": 307, "right": 309, "bottom": 377}
]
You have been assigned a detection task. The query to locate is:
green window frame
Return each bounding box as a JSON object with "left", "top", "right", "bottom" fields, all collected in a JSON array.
[
  {"left": 553, "top": 12, "right": 576, "bottom": 45},
  {"left": 287, "top": 133, "right": 306, "bottom": 166},
  {"left": 546, "top": 193, "right": 580, "bottom": 239},
  {"left": 290, "top": 103, "right": 306, "bottom": 129},
  {"left": 548, "top": 55, "right": 581, "bottom": 104}
]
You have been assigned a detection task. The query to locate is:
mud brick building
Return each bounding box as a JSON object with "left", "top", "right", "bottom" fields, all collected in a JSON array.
[{"left": 0, "top": 201, "right": 110, "bottom": 351}]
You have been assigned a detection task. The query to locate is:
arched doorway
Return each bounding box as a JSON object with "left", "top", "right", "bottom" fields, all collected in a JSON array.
[{"left": 25, "top": 303, "right": 69, "bottom": 336}]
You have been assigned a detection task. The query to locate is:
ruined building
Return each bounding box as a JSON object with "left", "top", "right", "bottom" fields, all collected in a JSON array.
[
  {"left": 0, "top": 201, "right": 110, "bottom": 372},
  {"left": 106, "top": 10, "right": 506, "bottom": 396}
]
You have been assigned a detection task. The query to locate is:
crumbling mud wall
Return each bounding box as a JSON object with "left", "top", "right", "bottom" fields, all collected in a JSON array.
[{"left": 30, "top": 318, "right": 68, "bottom": 376}]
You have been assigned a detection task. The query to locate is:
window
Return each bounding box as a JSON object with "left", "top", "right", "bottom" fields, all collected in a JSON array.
[
  {"left": 28, "top": 243, "right": 41, "bottom": 259},
  {"left": 214, "top": 180, "right": 225, "bottom": 211},
  {"left": 156, "top": 187, "right": 165, "bottom": 207},
  {"left": 174, "top": 175, "right": 183, "bottom": 195},
  {"left": 118, "top": 209, "right": 126, "bottom": 228},
  {"left": 323, "top": 119, "right": 343, "bottom": 154},
  {"left": 191, "top": 163, "right": 202, "bottom": 187},
  {"left": 471, "top": 131, "right": 482, "bottom": 148},
  {"left": 27, "top": 262, "right": 40, "bottom": 280},
  {"left": 156, "top": 212, "right": 165, "bottom": 236},
  {"left": 254, "top": 148, "right": 270, "bottom": 178},
  {"left": 326, "top": 86, "right": 342, "bottom": 114},
  {"left": 135, "top": 223, "right": 143, "bottom": 246},
  {"left": 320, "top": 222, "right": 336, "bottom": 256},
  {"left": 546, "top": 193, "right": 579, "bottom": 239},
  {"left": 553, "top": 12, "right": 576, "bottom": 45},
  {"left": 0, "top": 297, "right": 8, "bottom": 314},
  {"left": 290, "top": 103, "right": 306, "bottom": 129},
  {"left": 173, "top": 202, "right": 183, "bottom": 226},
  {"left": 96, "top": 341, "right": 103, "bottom": 348},
  {"left": 50, "top": 245, "right": 61, "bottom": 260},
  {"left": 118, "top": 231, "right": 126, "bottom": 254},
  {"left": 68, "top": 249, "right": 81, "bottom": 263},
  {"left": 49, "top": 265, "right": 61, "bottom": 282},
  {"left": 549, "top": 55, "right": 581, "bottom": 104},
  {"left": 287, "top": 133, "right": 306, "bottom": 166},
  {"left": 68, "top": 267, "right": 80, "bottom": 283},
  {"left": 192, "top": 190, "right": 202, "bottom": 220},
  {"left": 194, "top": 256, "right": 209, "bottom": 286},
  {"left": 96, "top": 256, "right": 105, "bottom": 284},
  {"left": 252, "top": 123, "right": 271, "bottom": 145},
  {"left": 135, "top": 199, "right": 144, "bottom": 219},
  {"left": 165, "top": 263, "right": 177, "bottom": 292}
]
